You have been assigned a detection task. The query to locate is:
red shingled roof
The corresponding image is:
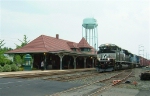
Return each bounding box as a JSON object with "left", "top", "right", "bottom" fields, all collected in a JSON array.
[
  {"left": 67, "top": 42, "right": 78, "bottom": 48},
  {"left": 6, "top": 35, "right": 96, "bottom": 54}
]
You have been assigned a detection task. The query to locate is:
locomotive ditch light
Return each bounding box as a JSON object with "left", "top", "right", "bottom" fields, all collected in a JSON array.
[{"left": 105, "top": 43, "right": 110, "bottom": 45}]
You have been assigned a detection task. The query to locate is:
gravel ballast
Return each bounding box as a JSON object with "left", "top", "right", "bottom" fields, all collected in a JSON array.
[
  {"left": 52, "top": 68, "right": 150, "bottom": 96},
  {"left": 99, "top": 68, "right": 150, "bottom": 96}
]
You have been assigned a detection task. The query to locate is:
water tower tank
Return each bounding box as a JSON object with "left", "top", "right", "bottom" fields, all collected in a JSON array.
[{"left": 82, "top": 18, "right": 98, "bottom": 29}]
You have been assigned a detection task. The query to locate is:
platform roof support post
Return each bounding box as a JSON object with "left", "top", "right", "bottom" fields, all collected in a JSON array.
[
  {"left": 92, "top": 58, "right": 94, "bottom": 68},
  {"left": 44, "top": 53, "right": 47, "bottom": 70},
  {"left": 84, "top": 57, "right": 87, "bottom": 68},
  {"left": 73, "top": 56, "right": 77, "bottom": 69},
  {"left": 58, "top": 54, "right": 64, "bottom": 70}
]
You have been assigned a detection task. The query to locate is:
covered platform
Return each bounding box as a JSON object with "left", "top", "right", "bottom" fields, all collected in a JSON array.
[{"left": 0, "top": 68, "right": 95, "bottom": 77}]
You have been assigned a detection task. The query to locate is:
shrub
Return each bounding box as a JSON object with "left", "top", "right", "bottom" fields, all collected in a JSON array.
[
  {"left": 3, "top": 64, "right": 11, "bottom": 72},
  {"left": 11, "top": 64, "right": 18, "bottom": 71},
  {"left": 0, "top": 63, "right": 5, "bottom": 67},
  {"left": 0, "top": 65, "right": 3, "bottom": 72},
  {"left": 32, "top": 67, "right": 37, "bottom": 70},
  {"left": 5, "top": 59, "right": 13, "bottom": 65},
  {"left": 18, "top": 67, "right": 24, "bottom": 71}
]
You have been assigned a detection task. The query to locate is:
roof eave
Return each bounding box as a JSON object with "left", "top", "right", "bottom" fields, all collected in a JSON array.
[{"left": 5, "top": 51, "right": 49, "bottom": 54}]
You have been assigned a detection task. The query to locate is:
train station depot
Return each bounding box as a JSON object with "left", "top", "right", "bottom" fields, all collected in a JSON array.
[{"left": 6, "top": 34, "right": 97, "bottom": 70}]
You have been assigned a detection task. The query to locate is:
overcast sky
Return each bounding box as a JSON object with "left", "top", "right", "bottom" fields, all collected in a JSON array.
[{"left": 0, "top": 0, "right": 150, "bottom": 58}]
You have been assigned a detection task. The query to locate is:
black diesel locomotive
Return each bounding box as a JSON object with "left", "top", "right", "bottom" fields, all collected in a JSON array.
[{"left": 95, "top": 43, "right": 140, "bottom": 72}]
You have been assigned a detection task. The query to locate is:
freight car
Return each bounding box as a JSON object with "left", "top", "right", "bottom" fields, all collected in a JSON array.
[
  {"left": 139, "top": 56, "right": 150, "bottom": 67},
  {"left": 95, "top": 43, "right": 139, "bottom": 72}
]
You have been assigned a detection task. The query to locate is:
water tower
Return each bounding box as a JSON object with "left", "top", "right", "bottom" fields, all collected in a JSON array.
[{"left": 82, "top": 18, "right": 98, "bottom": 50}]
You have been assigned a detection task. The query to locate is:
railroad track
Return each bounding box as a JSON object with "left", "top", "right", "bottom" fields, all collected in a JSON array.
[
  {"left": 43, "top": 70, "right": 123, "bottom": 82},
  {"left": 43, "top": 70, "right": 124, "bottom": 82},
  {"left": 87, "top": 69, "right": 132, "bottom": 96},
  {"left": 49, "top": 69, "right": 132, "bottom": 96}
]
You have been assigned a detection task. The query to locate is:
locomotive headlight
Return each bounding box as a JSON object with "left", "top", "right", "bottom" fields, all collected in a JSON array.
[
  {"left": 107, "top": 58, "right": 110, "bottom": 60},
  {"left": 98, "top": 58, "right": 100, "bottom": 61}
]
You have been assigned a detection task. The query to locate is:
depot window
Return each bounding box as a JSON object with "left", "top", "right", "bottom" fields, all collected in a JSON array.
[
  {"left": 80, "top": 48, "right": 91, "bottom": 52},
  {"left": 71, "top": 48, "right": 76, "bottom": 51}
]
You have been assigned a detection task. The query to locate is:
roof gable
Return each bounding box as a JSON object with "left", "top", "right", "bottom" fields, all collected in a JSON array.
[{"left": 77, "top": 37, "right": 92, "bottom": 48}]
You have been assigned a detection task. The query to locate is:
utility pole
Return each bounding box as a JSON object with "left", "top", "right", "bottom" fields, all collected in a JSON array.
[
  {"left": 138, "top": 45, "right": 144, "bottom": 57},
  {"left": 138, "top": 45, "right": 144, "bottom": 66}
]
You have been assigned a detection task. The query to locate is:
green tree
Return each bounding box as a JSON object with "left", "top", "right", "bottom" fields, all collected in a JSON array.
[
  {"left": 0, "top": 40, "right": 13, "bottom": 66},
  {"left": 15, "top": 35, "right": 30, "bottom": 49},
  {"left": 14, "top": 35, "right": 30, "bottom": 64},
  {"left": 0, "top": 50, "right": 13, "bottom": 66},
  {"left": 3, "top": 47, "right": 13, "bottom": 51},
  {"left": 14, "top": 55, "right": 22, "bottom": 66},
  {"left": 0, "top": 51, "right": 5, "bottom": 65},
  {"left": 0, "top": 40, "right": 6, "bottom": 65}
]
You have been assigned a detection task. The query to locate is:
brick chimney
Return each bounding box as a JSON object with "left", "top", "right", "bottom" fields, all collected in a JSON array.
[{"left": 56, "top": 34, "right": 59, "bottom": 39}]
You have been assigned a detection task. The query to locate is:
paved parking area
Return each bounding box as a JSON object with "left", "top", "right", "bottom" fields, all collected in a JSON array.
[{"left": 0, "top": 78, "right": 83, "bottom": 96}]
